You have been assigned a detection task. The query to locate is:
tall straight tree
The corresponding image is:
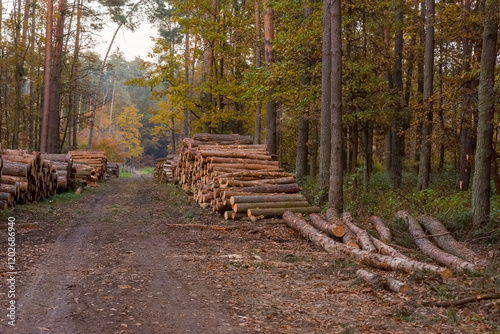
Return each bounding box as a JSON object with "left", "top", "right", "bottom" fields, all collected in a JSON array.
[
  {"left": 263, "top": 0, "right": 277, "bottom": 156},
  {"left": 390, "top": 0, "right": 405, "bottom": 188},
  {"left": 48, "top": 0, "right": 67, "bottom": 153},
  {"left": 471, "top": 0, "right": 498, "bottom": 225},
  {"left": 319, "top": 0, "right": 332, "bottom": 200},
  {"left": 254, "top": 0, "right": 262, "bottom": 144},
  {"left": 328, "top": 0, "right": 342, "bottom": 211},
  {"left": 295, "top": 1, "right": 313, "bottom": 178},
  {"left": 459, "top": 0, "right": 474, "bottom": 190},
  {"left": 417, "top": 0, "right": 434, "bottom": 190},
  {"left": 40, "top": 0, "right": 54, "bottom": 153}
]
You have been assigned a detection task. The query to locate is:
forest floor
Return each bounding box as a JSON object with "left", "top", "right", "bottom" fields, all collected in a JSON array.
[{"left": 0, "top": 174, "right": 499, "bottom": 333}]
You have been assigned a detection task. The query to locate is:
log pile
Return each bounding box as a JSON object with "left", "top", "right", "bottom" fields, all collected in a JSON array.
[
  {"left": 69, "top": 150, "right": 107, "bottom": 186},
  {"left": 175, "top": 133, "right": 320, "bottom": 220},
  {"left": 154, "top": 155, "right": 178, "bottom": 182},
  {"left": 282, "top": 209, "right": 489, "bottom": 289},
  {"left": 0, "top": 149, "right": 60, "bottom": 207},
  {"left": 41, "top": 153, "right": 75, "bottom": 191},
  {"left": 107, "top": 162, "right": 120, "bottom": 177}
]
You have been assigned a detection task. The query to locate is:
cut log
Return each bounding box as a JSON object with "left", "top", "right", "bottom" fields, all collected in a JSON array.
[
  {"left": 219, "top": 171, "right": 295, "bottom": 179},
  {"left": 356, "top": 269, "right": 411, "bottom": 293},
  {"left": 342, "top": 213, "right": 377, "bottom": 252},
  {"left": 395, "top": 211, "right": 480, "bottom": 273},
  {"left": 248, "top": 206, "right": 321, "bottom": 218},
  {"left": 417, "top": 215, "right": 486, "bottom": 267},
  {"left": 369, "top": 236, "right": 409, "bottom": 260},
  {"left": 309, "top": 213, "right": 345, "bottom": 238},
  {"left": 325, "top": 208, "right": 359, "bottom": 248},
  {"left": 233, "top": 201, "right": 310, "bottom": 213},
  {"left": 208, "top": 157, "right": 278, "bottom": 165},
  {"left": 199, "top": 150, "right": 272, "bottom": 160},
  {"left": 221, "top": 177, "right": 296, "bottom": 188},
  {"left": 192, "top": 133, "right": 254, "bottom": 143},
  {"left": 368, "top": 216, "right": 392, "bottom": 244},
  {"left": 230, "top": 193, "right": 307, "bottom": 205},
  {"left": 283, "top": 211, "right": 453, "bottom": 279},
  {"left": 3, "top": 160, "right": 31, "bottom": 177},
  {"left": 238, "top": 183, "right": 301, "bottom": 194}
]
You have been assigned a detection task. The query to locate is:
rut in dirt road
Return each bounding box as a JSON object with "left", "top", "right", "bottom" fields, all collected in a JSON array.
[{"left": 3, "top": 174, "right": 248, "bottom": 334}]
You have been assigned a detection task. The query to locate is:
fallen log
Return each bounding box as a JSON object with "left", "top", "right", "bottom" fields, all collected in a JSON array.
[
  {"left": 219, "top": 171, "right": 295, "bottom": 179},
  {"left": 208, "top": 157, "right": 278, "bottom": 165},
  {"left": 417, "top": 215, "right": 486, "bottom": 267},
  {"left": 221, "top": 177, "right": 296, "bottom": 188},
  {"left": 369, "top": 236, "right": 409, "bottom": 260},
  {"left": 248, "top": 206, "right": 321, "bottom": 219},
  {"left": 192, "top": 133, "right": 254, "bottom": 143},
  {"left": 238, "top": 183, "right": 301, "bottom": 194},
  {"left": 233, "top": 201, "right": 310, "bottom": 213},
  {"left": 230, "top": 193, "right": 307, "bottom": 205},
  {"left": 309, "top": 213, "right": 345, "bottom": 238},
  {"left": 396, "top": 211, "right": 479, "bottom": 273},
  {"left": 283, "top": 211, "right": 453, "bottom": 279},
  {"left": 368, "top": 216, "right": 392, "bottom": 244},
  {"left": 356, "top": 269, "right": 411, "bottom": 293},
  {"left": 342, "top": 212, "right": 377, "bottom": 252},
  {"left": 326, "top": 209, "right": 359, "bottom": 248},
  {"left": 3, "top": 160, "right": 31, "bottom": 177}
]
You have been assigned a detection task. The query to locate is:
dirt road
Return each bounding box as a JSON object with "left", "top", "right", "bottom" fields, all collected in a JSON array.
[{"left": 0, "top": 175, "right": 495, "bottom": 333}]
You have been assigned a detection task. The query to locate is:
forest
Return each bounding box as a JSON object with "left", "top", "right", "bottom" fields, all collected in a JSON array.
[{"left": 0, "top": 0, "right": 498, "bottom": 230}]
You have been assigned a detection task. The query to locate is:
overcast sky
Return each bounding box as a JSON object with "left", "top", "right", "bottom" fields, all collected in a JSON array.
[{"left": 95, "top": 20, "right": 158, "bottom": 61}]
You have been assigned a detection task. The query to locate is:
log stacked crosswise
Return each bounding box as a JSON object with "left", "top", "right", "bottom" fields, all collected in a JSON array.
[
  {"left": 154, "top": 155, "right": 178, "bottom": 182},
  {"left": 174, "top": 133, "right": 320, "bottom": 220},
  {"left": 69, "top": 150, "right": 107, "bottom": 186},
  {"left": 0, "top": 149, "right": 73, "bottom": 208}
]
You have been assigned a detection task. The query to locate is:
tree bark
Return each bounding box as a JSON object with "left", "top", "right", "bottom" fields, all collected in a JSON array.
[
  {"left": 254, "top": 0, "right": 262, "bottom": 144},
  {"left": 471, "top": 0, "right": 498, "bottom": 225},
  {"left": 328, "top": 0, "right": 343, "bottom": 211},
  {"left": 342, "top": 212, "right": 377, "bottom": 252},
  {"left": 319, "top": 0, "right": 332, "bottom": 200},
  {"left": 396, "top": 211, "right": 479, "bottom": 272},
  {"left": 263, "top": 0, "right": 277, "bottom": 155},
  {"left": 40, "top": 0, "right": 53, "bottom": 153},
  {"left": 234, "top": 201, "right": 310, "bottom": 213},
  {"left": 390, "top": 2, "right": 404, "bottom": 188},
  {"left": 417, "top": 215, "right": 486, "bottom": 266},
  {"left": 368, "top": 216, "right": 392, "bottom": 244},
  {"left": 417, "top": 0, "right": 435, "bottom": 190},
  {"left": 309, "top": 213, "right": 345, "bottom": 237},
  {"left": 248, "top": 206, "right": 321, "bottom": 218},
  {"left": 230, "top": 193, "right": 306, "bottom": 205},
  {"left": 356, "top": 269, "right": 410, "bottom": 293}
]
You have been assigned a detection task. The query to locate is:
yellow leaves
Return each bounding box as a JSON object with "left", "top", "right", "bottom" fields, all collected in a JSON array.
[{"left": 116, "top": 104, "right": 144, "bottom": 158}]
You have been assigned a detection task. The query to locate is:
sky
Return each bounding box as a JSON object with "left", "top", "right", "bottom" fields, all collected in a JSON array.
[{"left": 95, "top": 20, "right": 158, "bottom": 61}]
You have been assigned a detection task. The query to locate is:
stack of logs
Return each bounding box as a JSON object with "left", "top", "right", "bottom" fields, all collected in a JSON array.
[
  {"left": 283, "top": 209, "right": 488, "bottom": 292},
  {"left": 107, "top": 163, "right": 120, "bottom": 177},
  {"left": 0, "top": 149, "right": 75, "bottom": 208},
  {"left": 69, "top": 150, "right": 107, "bottom": 186},
  {"left": 176, "top": 133, "right": 320, "bottom": 221},
  {"left": 154, "top": 155, "right": 178, "bottom": 182}
]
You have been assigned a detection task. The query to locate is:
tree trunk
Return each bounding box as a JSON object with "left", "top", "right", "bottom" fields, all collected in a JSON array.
[
  {"left": 248, "top": 206, "right": 321, "bottom": 218},
  {"left": 414, "top": 0, "right": 425, "bottom": 171},
  {"left": 46, "top": 0, "right": 67, "bottom": 153},
  {"left": 40, "top": 0, "right": 53, "bottom": 153},
  {"left": 184, "top": 32, "right": 190, "bottom": 138},
  {"left": 368, "top": 216, "right": 392, "bottom": 244},
  {"left": 459, "top": 0, "right": 475, "bottom": 190},
  {"left": 319, "top": 0, "right": 332, "bottom": 200},
  {"left": 417, "top": 0, "right": 435, "bottom": 190},
  {"left": 309, "top": 213, "right": 345, "bottom": 238},
  {"left": 471, "top": 0, "right": 497, "bottom": 225},
  {"left": 396, "top": 211, "right": 479, "bottom": 272},
  {"left": 390, "top": 2, "right": 404, "bottom": 188},
  {"left": 356, "top": 269, "right": 410, "bottom": 293},
  {"left": 417, "top": 215, "right": 486, "bottom": 266},
  {"left": 233, "top": 201, "right": 310, "bottom": 213},
  {"left": 328, "top": 0, "right": 343, "bottom": 212},
  {"left": 263, "top": 0, "right": 277, "bottom": 156},
  {"left": 254, "top": 0, "right": 262, "bottom": 144},
  {"left": 229, "top": 193, "right": 306, "bottom": 205},
  {"left": 342, "top": 212, "right": 377, "bottom": 252}
]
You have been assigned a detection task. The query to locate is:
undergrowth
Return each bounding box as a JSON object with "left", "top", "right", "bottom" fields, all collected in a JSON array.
[{"left": 297, "top": 167, "right": 500, "bottom": 244}]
